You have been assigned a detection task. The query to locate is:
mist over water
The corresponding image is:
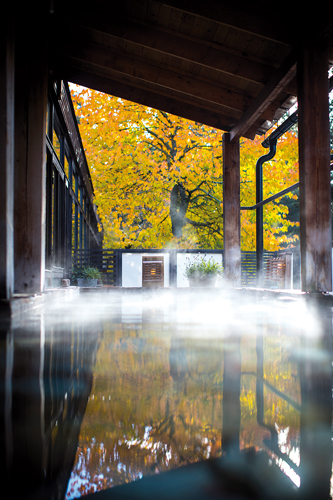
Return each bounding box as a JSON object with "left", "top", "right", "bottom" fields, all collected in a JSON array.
[
  {"left": 1, "top": 289, "right": 332, "bottom": 499},
  {"left": 46, "top": 289, "right": 322, "bottom": 344}
]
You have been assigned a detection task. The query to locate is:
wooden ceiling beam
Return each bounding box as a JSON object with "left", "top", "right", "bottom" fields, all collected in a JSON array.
[
  {"left": 56, "top": 37, "right": 283, "bottom": 123},
  {"left": 69, "top": 19, "right": 277, "bottom": 86},
  {"left": 151, "top": 0, "right": 293, "bottom": 45},
  {"left": 57, "top": 65, "right": 257, "bottom": 138},
  {"left": 58, "top": 55, "right": 244, "bottom": 121},
  {"left": 229, "top": 52, "right": 297, "bottom": 141},
  {"left": 59, "top": 41, "right": 252, "bottom": 112}
]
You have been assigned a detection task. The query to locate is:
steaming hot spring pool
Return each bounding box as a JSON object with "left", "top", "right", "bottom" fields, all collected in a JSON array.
[{"left": 1, "top": 288, "right": 332, "bottom": 500}]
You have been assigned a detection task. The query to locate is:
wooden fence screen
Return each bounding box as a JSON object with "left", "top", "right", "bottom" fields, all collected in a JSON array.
[{"left": 73, "top": 249, "right": 280, "bottom": 287}]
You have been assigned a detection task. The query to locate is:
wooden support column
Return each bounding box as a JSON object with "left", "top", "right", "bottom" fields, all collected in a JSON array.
[
  {"left": 0, "top": 13, "right": 15, "bottom": 299},
  {"left": 223, "top": 133, "right": 241, "bottom": 286},
  {"left": 298, "top": 43, "right": 332, "bottom": 292},
  {"left": 14, "top": 18, "right": 48, "bottom": 293}
]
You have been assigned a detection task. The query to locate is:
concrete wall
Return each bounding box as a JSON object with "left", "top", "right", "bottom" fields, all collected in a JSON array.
[{"left": 122, "top": 252, "right": 223, "bottom": 287}]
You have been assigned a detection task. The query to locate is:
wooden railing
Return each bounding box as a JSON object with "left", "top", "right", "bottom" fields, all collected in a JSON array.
[
  {"left": 73, "top": 249, "right": 121, "bottom": 285},
  {"left": 72, "top": 249, "right": 293, "bottom": 288},
  {"left": 241, "top": 251, "right": 277, "bottom": 287}
]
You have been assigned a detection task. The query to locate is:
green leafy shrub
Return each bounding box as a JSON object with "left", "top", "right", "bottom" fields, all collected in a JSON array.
[
  {"left": 184, "top": 255, "right": 223, "bottom": 279},
  {"left": 71, "top": 266, "right": 103, "bottom": 283}
]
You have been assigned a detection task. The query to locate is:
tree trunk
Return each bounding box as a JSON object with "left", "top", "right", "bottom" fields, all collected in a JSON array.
[{"left": 169, "top": 183, "right": 190, "bottom": 238}]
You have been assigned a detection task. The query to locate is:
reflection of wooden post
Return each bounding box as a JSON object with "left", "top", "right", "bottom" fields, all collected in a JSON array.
[
  {"left": 11, "top": 318, "right": 45, "bottom": 494},
  {"left": 223, "top": 133, "right": 241, "bottom": 286},
  {"left": 169, "top": 250, "right": 177, "bottom": 288},
  {"left": 222, "top": 336, "right": 241, "bottom": 454},
  {"left": 1, "top": 328, "right": 14, "bottom": 470},
  {"left": 298, "top": 43, "right": 332, "bottom": 292},
  {"left": 256, "top": 332, "right": 264, "bottom": 424},
  {"left": 283, "top": 253, "right": 293, "bottom": 289},
  {"left": 299, "top": 309, "right": 332, "bottom": 499}
]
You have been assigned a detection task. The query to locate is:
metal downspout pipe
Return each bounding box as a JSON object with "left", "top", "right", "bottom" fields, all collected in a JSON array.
[
  {"left": 256, "top": 138, "right": 277, "bottom": 286},
  {"left": 256, "top": 111, "right": 298, "bottom": 286}
]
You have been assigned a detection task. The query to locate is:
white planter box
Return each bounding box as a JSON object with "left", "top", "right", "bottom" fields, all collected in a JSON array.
[{"left": 77, "top": 278, "right": 98, "bottom": 288}]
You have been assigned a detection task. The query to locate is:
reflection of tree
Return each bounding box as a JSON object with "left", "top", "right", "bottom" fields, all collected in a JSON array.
[
  {"left": 71, "top": 316, "right": 307, "bottom": 495},
  {"left": 2, "top": 308, "right": 101, "bottom": 500},
  {"left": 255, "top": 330, "right": 300, "bottom": 476},
  {"left": 169, "top": 339, "right": 189, "bottom": 385},
  {"left": 239, "top": 331, "right": 301, "bottom": 453},
  {"left": 71, "top": 324, "right": 225, "bottom": 491}
]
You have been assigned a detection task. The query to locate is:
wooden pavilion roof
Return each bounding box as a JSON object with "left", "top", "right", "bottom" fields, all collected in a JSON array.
[{"left": 50, "top": 0, "right": 333, "bottom": 139}]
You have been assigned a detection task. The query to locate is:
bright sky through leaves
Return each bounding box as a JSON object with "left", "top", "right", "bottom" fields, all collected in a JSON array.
[{"left": 70, "top": 85, "right": 299, "bottom": 250}]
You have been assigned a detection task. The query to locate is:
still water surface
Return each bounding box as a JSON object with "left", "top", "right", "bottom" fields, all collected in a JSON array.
[{"left": 0, "top": 289, "right": 332, "bottom": 499}]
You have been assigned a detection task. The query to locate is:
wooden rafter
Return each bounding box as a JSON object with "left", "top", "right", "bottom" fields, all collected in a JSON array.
[
  {"left": 50, "top": 0, "right": 313, "bottom": 138},
  {"left": 229, "top": 52, "right": 297, "bottom": 140},
  {"left": 58, "top": 64, "right": 260, "bottom": 139},
  {"left": 69, "top": 19, "right": 278, "bottom": 86},
  {"left": 149, "top": 0, "right": 293, "bottom": 44}
]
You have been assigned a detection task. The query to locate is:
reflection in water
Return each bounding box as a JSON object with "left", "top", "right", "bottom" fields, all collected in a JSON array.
[
  {"left": 222, "top": 335, "right": 241, "bottom": 455},
  {"left": 0, "top": 300, "right": 102, "bottom": 500},
  {"left": 0, "top": 290, "right": 332, "bottom": 499}
]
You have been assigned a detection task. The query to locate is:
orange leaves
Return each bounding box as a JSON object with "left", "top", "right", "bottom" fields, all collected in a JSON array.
[
  {"left": 71, "top": 84, "right": 299, "bottom": 251},
  {"left": 71, "top": 85, "right": 224, "bottom": 248},
  {"left": 240, "top": 130, "right": 299, "bottom": 250}
]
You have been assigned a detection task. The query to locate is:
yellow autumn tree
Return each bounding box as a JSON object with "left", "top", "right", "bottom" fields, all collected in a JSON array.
[
  {"left": 240, "top": 131, "right": 299, "bottom": 251},
  {"left": 71, "top": 86, "right": 299, "bottom": 250}
]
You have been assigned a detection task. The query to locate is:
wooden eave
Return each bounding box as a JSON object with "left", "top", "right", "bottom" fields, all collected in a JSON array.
[{"left": 50, "top": 0, "right": 333, "bottom": 139}]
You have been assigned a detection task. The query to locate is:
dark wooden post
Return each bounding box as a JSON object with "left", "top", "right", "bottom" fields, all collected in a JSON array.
[
  {"left": 297, "top": 43, "right": 332, "bottom": 292},
  {"left": 169, "top": 249, "right": 177, "bottom": 288},
  {"left": 115, "top": 249, "right": 122, "bottom": 287},
  {"left": 0, "top": 13, "right": 15, "bottom": 299},
  {"left": 14, "top": 15, "right": 48, "bottom": 293},
  {"left": 75, "top": 176, "right": 79, "bottom": 252},
  {"left": 223, "top": 133, "right": 241, "bottom": 286}
]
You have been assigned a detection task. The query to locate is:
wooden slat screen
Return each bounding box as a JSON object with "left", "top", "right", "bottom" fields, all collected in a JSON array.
[
  {"left": 241, "top": 251, "right": 277, "bottom": 287},
  {"left": 73, "top": 249, "right": 117, "bottom": 284},
  {"left": 142, "top": 256, "right": 164, "bottom": 287},
  {"left": 266, "top": 258, "right": 286, "bottom": 281},
  {"left": 142, "top": 261, "right": 163, "bottom": 281}
]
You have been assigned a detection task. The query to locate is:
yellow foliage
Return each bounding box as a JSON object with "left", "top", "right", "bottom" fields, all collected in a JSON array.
[{"left": 71, "top": 86, "right": 299, "bottom": 250}]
